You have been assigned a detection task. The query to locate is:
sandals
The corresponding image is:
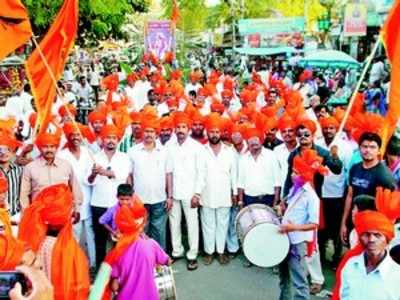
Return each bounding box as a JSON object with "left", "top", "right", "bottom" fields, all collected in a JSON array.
[{"left": 187, "top": 259, "right": 198, "bottom": 271}]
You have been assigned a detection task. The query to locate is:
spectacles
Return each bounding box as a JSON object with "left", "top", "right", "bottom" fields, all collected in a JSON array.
[{"left": 297, "top": 132, "right": 311, "bottom": 138}]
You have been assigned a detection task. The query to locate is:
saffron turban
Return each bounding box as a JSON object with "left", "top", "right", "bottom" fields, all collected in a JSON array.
[
  {"left": 160, "top": 117, "right": 174, "bottom": 130},
  {"left": 244, "top": 127, "right": 264, "bottom": 143},
  {"left": 58, "top": 104, "right": 77, "bottom": 118},
  {"left": 296, "top": 119, "right": 317, "bottom": 134},
  {"left": 354, "top": 210, "right": 395, "bottom": 242},
  {"left": 0, "top": 133, "right": 22, "bottom": 151},
  {"left": 320, "top": 116, "right": 339, "bottom": 129},
  {"left": 100, "top": 124, "right": 121, "bottom": 140},
  {"left": 35, "top": 132, "right": 61, "bottom": 148},
  {"left": 293, "top": 149, "right": 328, "bottom": 183},
  {"left": 88, "top": 111, "right": 107, "bottom": 124},
  {"left": 210, "top": 101, "right": 225, "bottom": 114},
  {"left": 221, "top": 89, "right": 233, "bottom": 99}
]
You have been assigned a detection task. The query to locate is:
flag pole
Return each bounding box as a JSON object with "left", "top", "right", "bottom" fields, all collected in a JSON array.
[
  {"left": 29, "top": 36, "right": 96, "bottom": 160},
  {"left": 336, "top": 37, "right": 381, "bottom": 137}
]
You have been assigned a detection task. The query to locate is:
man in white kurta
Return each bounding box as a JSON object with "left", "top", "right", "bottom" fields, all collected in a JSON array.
[
  {"left": 58, "top": 125, "right": 96, "bottom": 269},
  {"left": 166, "top": 115, "right": 206, "bottom": 270},
  {"left": 200, "top": 121, "right": 237, "bottom": 265}
]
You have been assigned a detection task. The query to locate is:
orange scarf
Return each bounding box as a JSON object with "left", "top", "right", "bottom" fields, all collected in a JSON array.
[{"left": 18, "top": 184, "right": 90, "bottom": 300}]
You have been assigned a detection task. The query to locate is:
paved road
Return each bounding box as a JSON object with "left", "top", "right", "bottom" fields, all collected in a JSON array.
[{"left": 172, "top": 254, "right": 334, "bottom": 300}]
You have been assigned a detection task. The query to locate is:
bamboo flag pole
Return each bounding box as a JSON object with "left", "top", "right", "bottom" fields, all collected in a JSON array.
[
  {"left": 335, "top": 38, "right": 381, "bottom": 137},
  {"left": 30, "top": 36, "right": 96, "bottom": 161}
]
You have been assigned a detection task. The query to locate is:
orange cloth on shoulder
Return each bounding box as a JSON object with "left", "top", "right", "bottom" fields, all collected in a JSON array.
[
  {"left": 0, "top": 234, "right": 24, "bottom": 271},
  {"left": 18, "top": 184, "right": 90, "bottom": 300}
]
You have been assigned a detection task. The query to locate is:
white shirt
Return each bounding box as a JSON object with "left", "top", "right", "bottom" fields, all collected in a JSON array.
[
  {"left": 64, "top": 91, "right": 77, "bottom": 105},
  {"left": 20, "top": 92, "right": 33, "bottom": 113},
  {"left": 185, "top": 83, "right": 202, "bottom": 95},
  {"left": 124, "top": 86, "right": 137, "bottom": 111},
  {"left": 73, "top": 82, "right": 93, "bottom": 105},
  {"left": 63, "top": 69, "right": 74, "bottom": 81},
  {"left": 88, "top": 150, "right": 131, "bottom": 208},
  {"left": 132, "top": 80, "right": 152, "bottom": 111},
  {"left": 316, "top": 137, "right": 353, "bottom": 198},
  {"left": 89, "top": 70, "right": 100, "bottom": 86},
  {"left": 128, "top": 143, "right": 168, "bottom": 205},
  {"left": 58, "top": 146, "right": 94, "bottom": 219},
  {"left": 5, "top": 94, "right": 31, "bottom": 120},
  {"left": 274, "top": 143, "right": 295, "bottom": 195},
  {"left": 283, "top": 182, "right": 320, "bottom": 244},
  {"left": 369, "top": 61, "right": 386, "bottom": 84},
  {"left": 340, "top": 251, "right": 400, "bottom": 300},
  {"left": 166, "top": 136, "right": 205, "bottom": 201},
  {"left": 200, "top": 143, "right": 237, "bottom": 208},
  {"left": 237, "top": 148, "right": 281, "bottom": 196}
]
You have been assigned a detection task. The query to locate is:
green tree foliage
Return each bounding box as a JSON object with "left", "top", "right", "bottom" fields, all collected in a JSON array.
[{"left": 22, "top": 0, "right": 150, "bottom": 43}]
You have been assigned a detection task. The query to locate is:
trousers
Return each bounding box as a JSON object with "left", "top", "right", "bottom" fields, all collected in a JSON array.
[
  {"left": 144, "top": 201, "right": 167, "bottom": 250},
  {"left": 226, "top": 206, "right": 240, "bottom": 253},
  {"left": 169, "top": 199, "right": 199, "bottom": 260},
  {"left": 279, "top": 242, "right": 310, "bottom": 300},
  {"left": 200, "top": 207, "right": 230, "bottom": 255},
  {"left": 73, "top": 217, "right": 96, "bottom": 268},
  {"left": 91, "top": 206, "right": 108, "bottom": 268}
]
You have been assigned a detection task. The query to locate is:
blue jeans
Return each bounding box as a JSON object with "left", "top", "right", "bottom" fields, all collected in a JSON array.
[
  {"left": 243, "top": 194, "right": 274, "bottom": 207},
  {"left": 144, "top": 201, "right": 167, "bottom": 250},
  {"left": 279, "top": 242, "right": 310, "bottom": 300}
]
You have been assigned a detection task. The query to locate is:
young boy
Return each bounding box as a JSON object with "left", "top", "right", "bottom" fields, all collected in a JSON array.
[
  {"left": 278, "top": 149, "right": 327, "bottom": 300},
  {"left": 99, "top": 184, "right": 139, "bottom": 241}
]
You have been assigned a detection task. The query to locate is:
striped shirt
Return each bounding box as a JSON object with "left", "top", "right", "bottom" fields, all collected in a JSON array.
[{"left": 0, "top": 162, "right": 23, "bottom": 216}]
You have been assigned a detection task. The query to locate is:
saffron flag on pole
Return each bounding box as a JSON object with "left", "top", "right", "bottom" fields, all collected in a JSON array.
[
  {"left": 0, "top": 0, "right": 32, "bottom": 60},
  {"left": 26, "top": 0, "right": 79, "bottom": 133},
  {"left": 171, "top": 0, "right": 181, "bottom": 26},
  {"left": 380, "top": 0, "right": 400, "bottom": 152}
]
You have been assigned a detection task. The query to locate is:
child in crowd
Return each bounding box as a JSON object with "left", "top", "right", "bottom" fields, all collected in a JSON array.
[{"left": 99, "top": 184, "right": 140, "bottom": 241}]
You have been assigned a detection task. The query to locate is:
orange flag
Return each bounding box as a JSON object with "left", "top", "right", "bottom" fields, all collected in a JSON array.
[
  {"left": 26, "top": 0, "right": 78, "bottom": 133},
  {"left": 171, "top": 0, "right": 181, "bottom": 26},
  {"left": 0, "top": 0, "right": 32, "bottom": 60},
  {"left": 381, "top": 0, "right": 400, "bottom": 152}
]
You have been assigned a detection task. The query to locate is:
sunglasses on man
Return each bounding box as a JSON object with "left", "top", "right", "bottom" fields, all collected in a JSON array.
[{"left": 297, "top": 132, "right": 311, "bottom": 138}]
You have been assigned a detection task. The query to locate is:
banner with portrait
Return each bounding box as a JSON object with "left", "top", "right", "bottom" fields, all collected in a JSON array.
[{"left": 144, "top": 21, "right": 175, "bottom": 60}]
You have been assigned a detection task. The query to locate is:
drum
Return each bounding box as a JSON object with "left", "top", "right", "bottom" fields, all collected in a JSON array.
[
  {"left": 155, "top": 266, "right": 177, "bottom": 300},
  {"left": 390, "top": 223, "right": 400, "bottom": 265},
  {"left": 236, "top": 204, "right": 289, "bottom": 267}
]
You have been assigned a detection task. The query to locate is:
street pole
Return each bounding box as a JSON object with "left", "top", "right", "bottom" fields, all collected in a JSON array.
[{"left": 231, "top": 0, "right": 236, "bottom": 54}]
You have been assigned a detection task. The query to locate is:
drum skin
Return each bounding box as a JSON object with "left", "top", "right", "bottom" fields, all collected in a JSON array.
[
  {"left": 155, "top": 266, "right": 177, "bottom": 300},
  {"left": 236, "top": 204, "right": 290, "bottom": 267},
  {"left": 390, "top": 223, "right": 400, "bottom": 265}
]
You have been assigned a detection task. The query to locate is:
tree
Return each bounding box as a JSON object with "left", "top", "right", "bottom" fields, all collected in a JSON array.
[{"left": 22, "top": 0, "right": 150, "bottom": 43}]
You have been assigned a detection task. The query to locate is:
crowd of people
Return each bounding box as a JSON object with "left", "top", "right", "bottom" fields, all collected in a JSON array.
[{"left": 0, "top": 51, "right": 400, "bottom": 300}]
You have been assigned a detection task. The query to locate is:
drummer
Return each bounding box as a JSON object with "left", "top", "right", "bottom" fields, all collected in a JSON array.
[
  {"left": 278, "top": 149, "right": 327, "bottom": 300},
  {"left": 237, "top": 127, "right": 281, "bottom": 208}
]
